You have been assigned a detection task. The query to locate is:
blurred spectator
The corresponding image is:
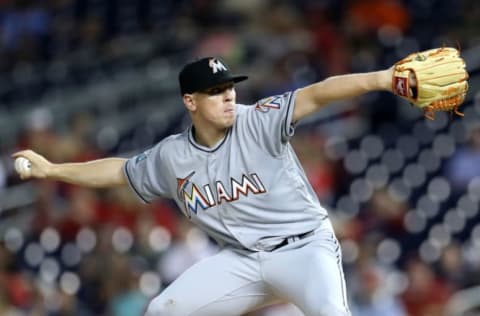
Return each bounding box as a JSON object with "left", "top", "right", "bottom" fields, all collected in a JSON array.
[
  {"left": 456, "top": 0, "right": 480, "bottom": 47},
  {"left": 48, "top": 291, "right": 92, "bottom": 316},
  {"left": 444, "top": 123, "right": 480, "bottom": 194},
  {"left": 1, "top": 0, "right": 50, "bottom": 64},
  {"left": 108, "top": 255, "right": 148, "bottom": 316},
  {"left": 57, "top": 187, "right": 98, "bottom": 241},
  {"left": 0, "top": 158, "right": 6, "bottom": 191},
  {"left": 291, "top": 131, "right": 336, "bottom": 204},
  {"left": 77, "top": 252, "right": 110, "bottom": 314},
  {"left": 364, "top": 189, "right": 407, "bottom": 236},
  {"left": 401, "top": 258, "right": 453, "bottom": 316},
  {"left": 57, "top": 112, "right": 101, "bottom": 163},
  {"left": 95, "top": 187, "right": 139, "bottom": 229},
  {"left": 345, "top": 189, "right": 407, "bottom": 242},
  {"left": 437, "top": 242, "right": 476, "bottom": 290},
  {"left": 350, "top": 263, "right": 407, "bottom": 316},
  {"left": 0, "top": 244, "right": 21, "bottom": 315},
  {"left": 304, "top": 3, "right": 350, "bottom": 75},
  {"left": 0, "top": 284, "right": 23, "bottom": 315},
  {"left": 346, "top": 0, "right": 410, "bottom": 35},
  {"left": 16, "top": 108, "right": 59, "bottom": 162},
  {"left": 29, "top": 180, "right": 64, "bottom": 236}
]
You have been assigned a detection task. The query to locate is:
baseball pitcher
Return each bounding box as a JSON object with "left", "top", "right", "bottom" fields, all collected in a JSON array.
[{"left": 13, "top": 49, "right": 468, "bottom": 316}]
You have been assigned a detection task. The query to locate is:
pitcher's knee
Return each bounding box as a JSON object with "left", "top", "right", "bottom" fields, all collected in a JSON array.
[
  {"left": 306, "top": 301, "right": 351, "bottom": 316},
  {"left": 144, "top": 296, "right": 181, "bottom": 316}
]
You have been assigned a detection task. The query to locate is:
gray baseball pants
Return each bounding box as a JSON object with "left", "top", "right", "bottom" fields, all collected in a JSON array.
[{"left": 144, "top": 220, "right": 351, "bottom": 316}]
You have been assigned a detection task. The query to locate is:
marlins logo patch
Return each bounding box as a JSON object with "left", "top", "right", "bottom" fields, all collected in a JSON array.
[
  {"left": 134, "top": 149, "right": 151, "bottom": 164},
  {"left": 208, "top": 58, "right": 227, "bottom": 74},
  {"left": 255, "top": 95, "right": 282, "bottom": 113},
  {"left": 176, "top": 171, "right": 196, "bottom": 201}
]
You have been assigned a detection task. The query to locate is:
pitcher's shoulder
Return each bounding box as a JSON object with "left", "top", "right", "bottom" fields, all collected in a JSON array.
[{"left": 154, "top": 131, "right": 189, "bottom": 151}]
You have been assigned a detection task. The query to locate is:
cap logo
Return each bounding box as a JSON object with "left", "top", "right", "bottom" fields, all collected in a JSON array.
[{"left": 208, "top": 58, "right": 227, "bottom": 74}]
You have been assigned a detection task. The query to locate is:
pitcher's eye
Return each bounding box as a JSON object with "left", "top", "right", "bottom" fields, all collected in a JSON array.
[
  {"left": 203, "top": 83, "right": 234, "bottom": 95},
  {"left": 207, "top": 87, "right": 222, "bottom": 95}
]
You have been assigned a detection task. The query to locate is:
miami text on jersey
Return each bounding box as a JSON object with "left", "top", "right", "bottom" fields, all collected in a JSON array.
[{"left": 176, "top": 172, "right": 267, "bottom": 215}]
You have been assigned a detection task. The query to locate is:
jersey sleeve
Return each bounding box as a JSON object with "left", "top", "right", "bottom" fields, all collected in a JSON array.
[
  {"left": 243, "top": 90, "right": 297, "bottom": 157},
  {"left": 123, "top": 142, "right": 171, "bottom": 203}
]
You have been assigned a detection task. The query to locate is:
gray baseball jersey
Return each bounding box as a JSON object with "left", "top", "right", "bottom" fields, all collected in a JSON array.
[{"left": 124, "top": 91, "right": 329, "bottom": 251}]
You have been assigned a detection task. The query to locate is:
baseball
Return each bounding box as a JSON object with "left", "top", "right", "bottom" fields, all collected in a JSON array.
[{"left": 15, "top": 157, "right": 31, "bottom": 177}]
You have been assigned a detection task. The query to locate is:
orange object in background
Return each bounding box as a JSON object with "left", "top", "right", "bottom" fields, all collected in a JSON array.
[{"left": 348, "top": 0, "right": 410, "bottom": 32}]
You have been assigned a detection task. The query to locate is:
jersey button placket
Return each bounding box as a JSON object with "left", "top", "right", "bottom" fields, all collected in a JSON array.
[
  {"left": 207, "top": 153, "right": 217, "bottom": 177},
  {"left": 208, "top": 152, "right": 230, "bottom": 231},
  {"left": 206, "top": 152, "right": 219, "bottom": 206}
]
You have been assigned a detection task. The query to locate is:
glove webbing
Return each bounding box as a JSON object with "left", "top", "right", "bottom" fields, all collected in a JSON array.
[{"left": 423, "top": 94, "right": 466, "bottom": 120}]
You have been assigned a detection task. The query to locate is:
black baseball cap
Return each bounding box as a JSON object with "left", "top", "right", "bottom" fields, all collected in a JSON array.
[{"left": 178, "top": 57, "right": 248, "bottom": 95}]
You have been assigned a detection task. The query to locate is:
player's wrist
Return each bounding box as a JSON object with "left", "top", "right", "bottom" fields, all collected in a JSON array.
[
  {"left": 378, "top": 68, "right": 394, "bottom": 92},
  {"left": 44, "top": 162, "right": 59, "bottom": 179}
]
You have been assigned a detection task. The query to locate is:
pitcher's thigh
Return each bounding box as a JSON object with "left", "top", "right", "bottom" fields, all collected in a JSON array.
[
  {"left": 265, "top": 239, "right": 351, "bottom": 316},
  {"left": 144, "top": 249, "right": 274, "bottom": 316}
]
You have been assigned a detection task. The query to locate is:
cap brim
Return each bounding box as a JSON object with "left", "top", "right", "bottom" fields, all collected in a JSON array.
[
  {"left": 231, "top": 75, "right": 248, "bottom": 83},
  {"left": 210, "top": 74, "right": 248, "bottom": 87},
  {"left": 190, "top": 75, "right": 248, "bottom": 93}
]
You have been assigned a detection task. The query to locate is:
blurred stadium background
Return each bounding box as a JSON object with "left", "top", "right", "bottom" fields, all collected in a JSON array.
[{"left": 0, "top": 0, "right": 480, "bottom": 315}]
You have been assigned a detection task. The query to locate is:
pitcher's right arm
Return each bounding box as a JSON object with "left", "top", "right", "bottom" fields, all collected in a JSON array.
[{"left": 12, "top": 150, "right": 127, "bottom": 188}]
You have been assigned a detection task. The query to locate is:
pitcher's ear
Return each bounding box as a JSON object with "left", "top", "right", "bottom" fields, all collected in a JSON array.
[{"left": 183, "top": 94, "right": 196, "bottom": 111}]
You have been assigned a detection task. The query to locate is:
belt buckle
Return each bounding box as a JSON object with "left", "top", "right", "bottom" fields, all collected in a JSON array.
[
  {"left": 287, "top": 236, "right": 298, "bottom": 243},
  {"left": 272, "top": 230, "right": 314, "bottom": 251}
]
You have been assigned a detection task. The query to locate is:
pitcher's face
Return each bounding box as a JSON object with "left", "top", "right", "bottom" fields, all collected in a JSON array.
[{"left": 187, "top": 82, "right": 237, "bottom": 129}]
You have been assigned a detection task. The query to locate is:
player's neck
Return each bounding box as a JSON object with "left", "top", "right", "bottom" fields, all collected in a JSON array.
[{"left": 192, "top": 125, "right": 228, "bottom": 148}]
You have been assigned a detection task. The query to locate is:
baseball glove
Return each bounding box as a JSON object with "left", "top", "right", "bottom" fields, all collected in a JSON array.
[{"left": 392, "top": 47, "right": 469, "bottom": 120}]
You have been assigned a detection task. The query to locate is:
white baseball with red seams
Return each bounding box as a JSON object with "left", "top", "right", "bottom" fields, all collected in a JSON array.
[{"left": 14, "top": 157, "right": 31, "bottom": 177}]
